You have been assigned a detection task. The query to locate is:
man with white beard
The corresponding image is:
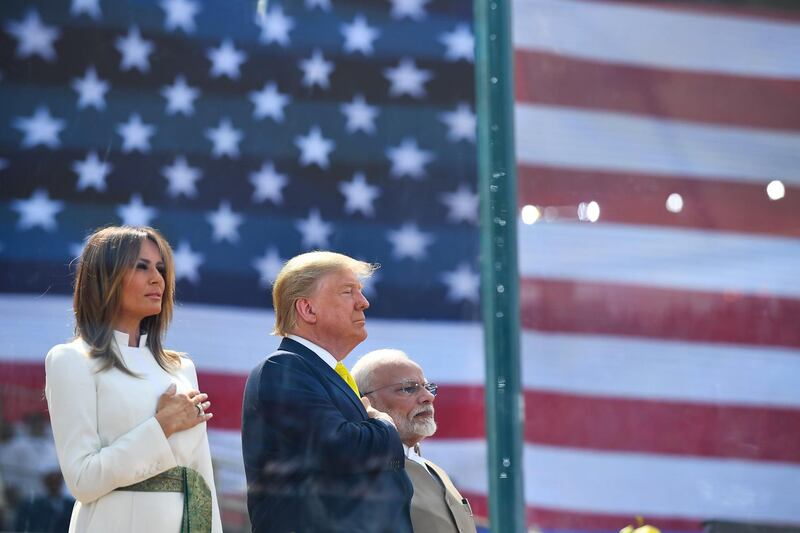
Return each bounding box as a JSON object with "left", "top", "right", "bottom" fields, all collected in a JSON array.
[{"left": 352, "top": 349, "right": 477, "bottom": 533}]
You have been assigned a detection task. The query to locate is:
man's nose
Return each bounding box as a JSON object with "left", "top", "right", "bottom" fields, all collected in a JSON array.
[
  {"left": 357, "top": 290, "right": 369, "bottom": 309},
  {"left": 419, "top": 387, "right": 435, "bottom": 403}
]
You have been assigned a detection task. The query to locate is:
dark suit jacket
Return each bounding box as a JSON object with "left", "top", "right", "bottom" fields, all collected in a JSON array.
[{"left": 242, "top": 337, "right": 413, "bottom": 533}]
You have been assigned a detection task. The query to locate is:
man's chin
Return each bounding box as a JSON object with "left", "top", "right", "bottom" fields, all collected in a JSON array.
[{"left": 410, "top": 418, "right": 437, "bottom": 438}]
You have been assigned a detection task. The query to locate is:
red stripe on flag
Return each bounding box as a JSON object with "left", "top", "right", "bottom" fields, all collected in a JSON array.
[
  {"left": 525, "top": 390, "right": 800, "bottom": 464},
  {"left": 521, "top": 278, "right": 800, "bottom": 348},
  {"left": 0, "top": 361, "right": 46, "bottom": 422},
  {"left": 5, "top": 363, "right": 797, "bottom": 465},
  {"left": 200, "top": 377, "right": 800, "bottom": 464},
  {"left": 592, "top": 0, "right": 800, "bottom": 24},
  {"left": 514, "top": 49, "right": 800, "bottom": 131},
  {"left": 518, "top": 164, "right": 800, "bottom": 238}
]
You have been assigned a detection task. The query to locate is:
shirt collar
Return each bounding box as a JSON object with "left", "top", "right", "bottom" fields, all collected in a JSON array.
[
  {"left": 403, "top": 442, "right": 428, "bottom": 468},
  {"left": 287, "top": 334, "right": 337, "bottom": 369},
  {"left": 113, "top": 330, "right": 148, "bottom": 348}
]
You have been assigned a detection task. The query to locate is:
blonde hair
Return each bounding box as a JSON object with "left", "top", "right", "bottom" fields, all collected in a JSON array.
[
  {"left": 271, "top": 251, "right": 378, "bottom": 336},
  {"left": 73, "top": 226, "right": 181, "bottom": 375}
]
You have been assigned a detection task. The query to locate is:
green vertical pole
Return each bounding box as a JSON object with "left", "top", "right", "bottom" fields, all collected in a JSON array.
[{"left": 473, "top": 0, "right": 525, "bottom": 532}]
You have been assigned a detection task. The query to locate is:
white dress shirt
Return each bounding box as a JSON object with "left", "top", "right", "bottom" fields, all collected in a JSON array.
[{"left": 287, "top": 334, "right": 338, "bottom": 369}]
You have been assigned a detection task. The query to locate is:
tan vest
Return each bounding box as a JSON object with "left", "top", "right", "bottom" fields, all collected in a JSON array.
[{"left": 405, "top": 457, "right": 477, "bottom": 533}]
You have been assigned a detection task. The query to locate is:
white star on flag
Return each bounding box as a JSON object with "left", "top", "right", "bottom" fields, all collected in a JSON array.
[
  {"left": 206, "top": 118, "right": 243, "bottom": 159},
  {"left": 340, "top": 95, "right": 379, "bottom": 134},
  {"left": 295, "top": 126, "right": 334, "bottom": 168},
  {"left": 386, "top": 138, "right": 434, "bottom": 179},
  {"left": 440, "top": 103, "right": 476, "bottom": 143},
  {"left": 299, "top": 49, "right": 334, "bottom": 89},
  {"left": 250, "top": 162, "right": 288, "bottom": 204},
  {"left": 249, "top": 82, "right": 290, "bottom": 122},
  {"left": 13, "top": 107, "right": 65, "bottom": 149},
  {"left": 117, "top": 194, "right": 157, "bottom": 227},
  {"left": 256, "top": 5, "right": 294, "bottom": 47},
  {"left": 161, "top": 75, "right": 200, "bottom": 115},
  {"left": 116, "top": 113, "right": 156, "bottom": 153},
  {"left": 160, "top": 0, "right": 200, "bottom": 33},
  {"left": 389, "top": 0, "right": 429, "bottom": 20},
  {"left": 173, "top": 241, "right": 204, "bottom": 283},
  {"left": 72, "top": 66, "right": 110, "bottom": 111},
  {"left": 441, "top": 263, "right": 480, "bottom": 302},
  {"left": 162, "top": 156, "right": 201, "bottom": 198},
  {"left": 71, "top": 0, "right": 101, "bottom": 19},
  {"left": 341, "top": 15, "right": 380, "bottom": 55},
  {"left": 305, "top": 0, "right": 331, "bottom": 11},
  {"left": 5, "top": 10, "right": 60, "bottom": 62},
  {"left": 253, "top": 247, "right": 284, "bottom": 288},
  {"left": 296, "top": 209, "right": 333, "bottom": 249},
  {"left": 207, "top": 39, "right": 247, "bottom": 79},
  {"left": 115, "top": 26, "right": 154, "bottom": 72},
  {"left": 384, "top": 58, "right": 432, "bottom": 98},
  {"left": 387, "top": 223, "right": 433, "bottom": 260},
  {"left": 207, "top": 201, "right": 243, "bottom": 243},
  {"left": 439, "top": 24, "right": 474, "bottom": 62},
  {"left": 440, "top": 184, "right": 479, "bottom": 223},
  {"left": 72, "top": 151, "right": 112, "bottom": 191},
  {"left": 339, "top": 172, "right": 380, "bottom": 216},
  {"left": 11, "top": 189, "right": 63, "bottom": 231}
]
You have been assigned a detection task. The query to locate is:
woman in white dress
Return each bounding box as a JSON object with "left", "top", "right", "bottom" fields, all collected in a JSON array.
[{"left": 45, "top": 226, "right": 223, "bottom": 533}]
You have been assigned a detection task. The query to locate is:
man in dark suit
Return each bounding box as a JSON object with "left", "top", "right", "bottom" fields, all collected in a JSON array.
[
  {"left": 242, "top": 251, "right": 413, "bottom": 533},
  {"left": 352, "top": 349, "right": 477, "bottom": 533}
]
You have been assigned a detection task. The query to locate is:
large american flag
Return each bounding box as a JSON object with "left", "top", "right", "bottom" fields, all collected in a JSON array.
[{"left": 1, "top": 0, "right": 799, "bottom": 531}]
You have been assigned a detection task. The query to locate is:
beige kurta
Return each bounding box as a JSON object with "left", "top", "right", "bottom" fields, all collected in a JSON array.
[{"left": 44, "top": 331, "right": 222, "bottom": 533}]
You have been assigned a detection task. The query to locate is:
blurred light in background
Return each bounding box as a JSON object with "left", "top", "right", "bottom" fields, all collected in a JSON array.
[
  {"left": 767, "top": 180, "right": 786, "bottom": 201},
  {"left": 521, "top": 204, "right": 541, "bottom": 225},
  {"left": 666, "top": 193, "right": 684, "bottom": 213},
  {"left": 578, "top": 201, "right": 600, "bottom": 223}
]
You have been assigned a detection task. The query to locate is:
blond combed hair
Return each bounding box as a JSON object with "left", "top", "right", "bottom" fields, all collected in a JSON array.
[
  {"left": 73, "top": 225, "right": 181, "bottom": 376},
  {"left": 271, "top": 251, "right": 378, "bottom": 336}
]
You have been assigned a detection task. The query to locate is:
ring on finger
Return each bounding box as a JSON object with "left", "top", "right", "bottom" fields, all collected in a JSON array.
[{"left": 195, "top": 403, "right": 205, "bottom": 417}]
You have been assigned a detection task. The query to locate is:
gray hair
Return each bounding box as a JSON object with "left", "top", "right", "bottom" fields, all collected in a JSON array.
[{"left": 350, "top": 348, "right": 410, "bottom": 394}]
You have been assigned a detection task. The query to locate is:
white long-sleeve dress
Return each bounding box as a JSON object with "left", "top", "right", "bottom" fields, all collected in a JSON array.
[{"left": 44, "top": 331, "right": 223, "bottom": 533}]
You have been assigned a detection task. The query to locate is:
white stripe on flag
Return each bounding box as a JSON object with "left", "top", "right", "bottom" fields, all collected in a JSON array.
[
  {"left": 421, "top": 439, "right": 800, "bottom": 523},
  {"left": 513, "top": 0, "right": 800, "bottom": 79},
  {"left": 515, "top": 104, "right": 800, "bottom": 184},
  {"left": 0, "top": 295, "right": 487, "bottom": 379},
  {"left": 523, "top": 332, "right": 800, "bottom": 407},
  {"left": 518, "top": 221, "right": 800, "bottom": 297},
  {"left": 5, "top": 296, "right": 798, "bottom": 410}
]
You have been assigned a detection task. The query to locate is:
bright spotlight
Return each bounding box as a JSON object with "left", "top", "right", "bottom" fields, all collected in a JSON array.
[
  {"left": 666, "top": 193, "right": 684, "bottom": 213},
  {"left": 520, "top": 205, "right": 540, "bottom": 225},
  {"left": 767, "top": 180, "right": 785, "bottom": 200},
  {"left": 586, "top": 201, "right": 600, "bottom": 222}
]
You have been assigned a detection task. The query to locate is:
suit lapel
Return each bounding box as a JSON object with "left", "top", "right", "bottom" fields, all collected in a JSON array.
[{"left": 279, "top": 337, "right": 366, "bottom": 416}]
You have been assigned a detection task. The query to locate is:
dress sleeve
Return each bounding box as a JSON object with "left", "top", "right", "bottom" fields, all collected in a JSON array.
[
  {"left": 45, "top": 343, "right": 178, "bottom": 504},
  {"left": 181, "top": 357, "right": 223, "bottom": 533}
]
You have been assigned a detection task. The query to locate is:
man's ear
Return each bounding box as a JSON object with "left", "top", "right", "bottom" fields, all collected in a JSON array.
[{"left": 295, "top": 297, "right": 317, "bottom": 324}]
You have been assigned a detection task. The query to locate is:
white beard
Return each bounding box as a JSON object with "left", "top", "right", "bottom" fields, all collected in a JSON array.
[{"left": 388, "top": 405, "right": 437, "bottom": 442}]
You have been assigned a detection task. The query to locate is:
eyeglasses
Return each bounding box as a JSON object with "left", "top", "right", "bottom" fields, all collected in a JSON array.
[{"left": 362, "top": 380, "right": 438, "bottom": 397}]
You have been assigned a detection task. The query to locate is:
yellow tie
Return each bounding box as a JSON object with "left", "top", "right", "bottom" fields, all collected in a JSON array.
[{"left": 335, "top": 361, "right": 360, "bottom": 397}]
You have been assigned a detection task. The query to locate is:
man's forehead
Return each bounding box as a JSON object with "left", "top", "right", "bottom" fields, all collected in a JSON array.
[
  {"left": 318, "top": 267, "right": 361, "bottom": 286},
  {"left": 376, "top": 360, "right": 424, "bottom": 383}
]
